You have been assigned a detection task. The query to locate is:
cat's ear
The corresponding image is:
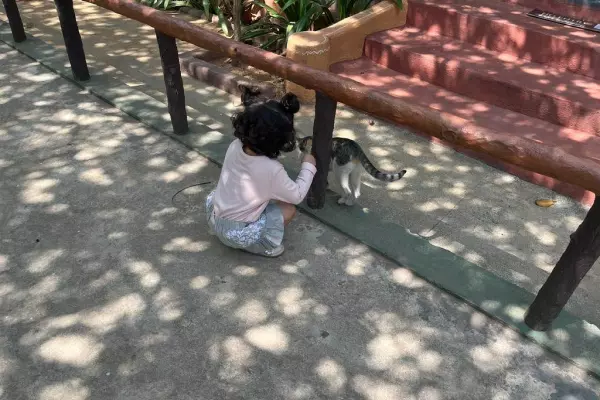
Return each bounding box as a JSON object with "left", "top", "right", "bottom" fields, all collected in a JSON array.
[
  {"left": 239, "top": 84, "right": 261, "bottom": 106},
  {"left": 280, "top": 93, "right": 300, "bottom": 114}
]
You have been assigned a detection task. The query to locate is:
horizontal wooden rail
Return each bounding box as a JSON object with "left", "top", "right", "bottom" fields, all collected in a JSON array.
[{"left": 84, "top": 0, "right": 600, "bottom": 196}]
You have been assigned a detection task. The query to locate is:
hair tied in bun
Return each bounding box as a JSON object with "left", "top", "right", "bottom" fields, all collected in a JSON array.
[{"left": 280, "top": 93, "right": 300, "bottom": 114}]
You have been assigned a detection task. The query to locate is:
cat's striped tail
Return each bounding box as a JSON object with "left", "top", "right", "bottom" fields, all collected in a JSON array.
[{"left": 357, "top": 150, "right": 407, "bottom": 182}]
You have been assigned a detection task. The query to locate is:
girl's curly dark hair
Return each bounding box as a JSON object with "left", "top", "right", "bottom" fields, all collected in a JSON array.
[{"left": 231, "top": 91, "right": 301, "bottom": 159}]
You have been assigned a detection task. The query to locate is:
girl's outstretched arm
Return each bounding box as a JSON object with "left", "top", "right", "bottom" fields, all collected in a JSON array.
[{"left": 271, "top": 155, "right": 316, "bottom": 205}]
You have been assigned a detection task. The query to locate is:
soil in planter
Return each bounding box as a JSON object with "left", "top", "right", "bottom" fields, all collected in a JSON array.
[
  {"left": 176, "top": 8, "right": 286, "bottom": 98},
  {"left": 209, "top": 56, "right": 286, "bottom": 98},
  {"left": 195, "top": 53, "right": 285, "bottom": 98}
]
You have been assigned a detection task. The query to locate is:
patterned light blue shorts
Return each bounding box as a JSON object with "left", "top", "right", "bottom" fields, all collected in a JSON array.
[{"left": 205, "top": 191, "right": 285, "bottom": 256}]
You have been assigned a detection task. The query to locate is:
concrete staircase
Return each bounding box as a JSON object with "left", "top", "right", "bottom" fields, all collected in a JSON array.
[{"left": 331, "top": 0, "right": 600, "bottom": 203}]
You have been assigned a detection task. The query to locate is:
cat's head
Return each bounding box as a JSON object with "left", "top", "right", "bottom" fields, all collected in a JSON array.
[
  {"left": 239, "top": 84, "right": 269, "bottom": 107},
  {"left": 297, "top": 136, "right": 313, "bottom": 154}
]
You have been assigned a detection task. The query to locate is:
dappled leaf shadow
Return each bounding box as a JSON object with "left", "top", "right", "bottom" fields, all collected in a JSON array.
[
  {"left": 1, "top": 40, "right": 600, "bottom": 400},
  {"left": 7, "top": 0, "right": 600, "bottom": 339}
]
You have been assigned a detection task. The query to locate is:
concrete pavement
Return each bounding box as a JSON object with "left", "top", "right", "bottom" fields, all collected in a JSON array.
[
  {"left": 5, "top": 0, "right": 600, "bottom": 377},
  {"left": 4, "top": 0, "right": 598, "bottom": 329},
  {"left": 1, "top": 38, "right": 600, "bottom": 399}
]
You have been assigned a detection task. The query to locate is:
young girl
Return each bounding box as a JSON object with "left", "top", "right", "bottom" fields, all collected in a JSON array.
[{"left": 205, "top": 91, "right": 316, "bottom": 257}]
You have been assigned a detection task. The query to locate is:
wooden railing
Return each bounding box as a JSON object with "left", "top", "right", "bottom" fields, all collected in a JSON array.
[{"left": 3, "top": 0, "right": 600, "bottom": 332}]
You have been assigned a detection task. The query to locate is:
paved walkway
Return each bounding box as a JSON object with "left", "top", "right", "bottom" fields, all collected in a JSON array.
[
  {"left": 1, "top": 38, "right": 600, "bottom": 399},
  {"left": 6, "top": 0, "right": 600, "bottom": 328}
]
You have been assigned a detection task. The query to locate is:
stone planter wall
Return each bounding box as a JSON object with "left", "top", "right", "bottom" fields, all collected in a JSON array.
[{"left": 286, "top": 0, "right": 408, "bottom": 102}]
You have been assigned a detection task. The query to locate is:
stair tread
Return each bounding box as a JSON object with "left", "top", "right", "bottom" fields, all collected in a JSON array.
[
  {"left": 368, "top": 27, "right": 600, "bottom": 108},
  {"left": 407, "top": 0, "right": 600, "bottom": 50},
  {"left": 504, "top": 0, "right": 600, "bottom": 21},
  {"left": 331, "top": 57, "right": 600, "bottom": 162}
]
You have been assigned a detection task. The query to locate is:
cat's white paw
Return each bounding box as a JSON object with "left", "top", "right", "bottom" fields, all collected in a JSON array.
[
  {"left": 337, "top": 196, "right": 347, "bottom": 205},
  {"left": 344, "top": 198, "right": 354, "bottom": 206}
]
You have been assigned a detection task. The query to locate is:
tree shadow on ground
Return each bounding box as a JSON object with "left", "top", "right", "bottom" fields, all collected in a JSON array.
[
  {"left": 8, "top": 0, "right": 600, "bottom": 330},
  {"left": 0, "top": 44, "right": 600, "bottom": 400}
]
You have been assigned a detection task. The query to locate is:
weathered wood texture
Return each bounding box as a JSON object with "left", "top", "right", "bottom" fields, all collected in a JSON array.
[
  {"left": 525, "top": 196, "right": 600, "bottom": 331},
  {"left": 307, "top": 92, "right": 337, "bottom": 209},
  {"left": 54, "top": 0, "right": 90, "bottom": 81},
  {"left": 84, "top": 0, "right": 600, "bottom": 196},
  {"left": 2, "top": 0, "right": 26, "bottom": 42},
  {"left": 180, "top": 55, "right": 276, "bottom": 98},
  {"left": 155, "top": 29, "right": 188, "bottom": 135}
]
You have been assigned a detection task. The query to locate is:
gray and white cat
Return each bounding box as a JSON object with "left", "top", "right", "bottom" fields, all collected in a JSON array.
[{"left": 298, "top": 136, "right": 407, "bottom": 206}]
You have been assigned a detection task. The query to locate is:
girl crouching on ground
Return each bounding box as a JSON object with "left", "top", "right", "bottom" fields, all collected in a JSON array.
[{"left": 205, "top": 91, "right": 316, "bottom": 257}]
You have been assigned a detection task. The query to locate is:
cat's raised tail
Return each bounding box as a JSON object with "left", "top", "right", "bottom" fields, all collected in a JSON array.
[{"left": 357, "top": 150, "right": 407, "bottom": 182}]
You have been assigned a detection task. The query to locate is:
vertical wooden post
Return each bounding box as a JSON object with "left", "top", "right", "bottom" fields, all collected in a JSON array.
[
  {"left": 54, "top": 0, "right": 90, "bottom": 81},
  {"left": 155, "top": 29, "right": 188, "bottom": 135},
  {"left": 307, "top": 92, "right": 337, "bottom": 209},
  {"left": 2, "top": 0, "right": 26, "bottom": 43},
  {"left": 525, "top": 195, "right": 600, "bottom": 331}
]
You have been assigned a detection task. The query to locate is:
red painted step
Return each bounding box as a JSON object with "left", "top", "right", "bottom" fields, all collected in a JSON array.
[
  {"left": 365, "top": 27, "right": 600, "bottom": 135},
  {"left": 330, "top": 57, "right": 600, "bottom": 204},
  {"left": 406, "top": 0, "right": 600, "bottom": 80},
  {"left": 503, "top": 0, "right": 600, "bottom": 22}
]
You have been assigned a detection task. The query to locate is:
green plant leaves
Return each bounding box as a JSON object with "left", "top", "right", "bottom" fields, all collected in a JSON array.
[
  {"left": 253, "top": 1, "right": 285, "bottom": 18},
  {"left": 137, "top": 0, "right": 404, "bottom": 53},
  {"left": 214, "top": 6, "right": 233, "bottom": 35},
  {"left": 242, "top": 0, "right": 403, "bottom": 52},
  {"left": 140, "top": 0, "right": 188, "bottom": 10},
  {"left": 202, "top": 0, "right": 212, "bottom": 20},
  {"left": 240, "top": 0, "right": 336, "bottom": 52}
]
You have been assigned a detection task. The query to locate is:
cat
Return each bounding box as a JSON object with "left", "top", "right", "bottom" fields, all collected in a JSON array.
[
  {"left": 298, "top": 136, "right": 407, "bottom": 206},
  {"left": 239, "top": 84, "right": 270, "bottom": 107}
]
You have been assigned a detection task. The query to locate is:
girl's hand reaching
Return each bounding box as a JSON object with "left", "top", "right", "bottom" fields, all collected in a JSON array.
[{"left": 302, "top": 154, "right": 316, "bottom": 166}]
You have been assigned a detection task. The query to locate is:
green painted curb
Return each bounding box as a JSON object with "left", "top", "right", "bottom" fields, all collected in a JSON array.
[{"left": 3, "top": 23, "right": 600, "bottom": 376}]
